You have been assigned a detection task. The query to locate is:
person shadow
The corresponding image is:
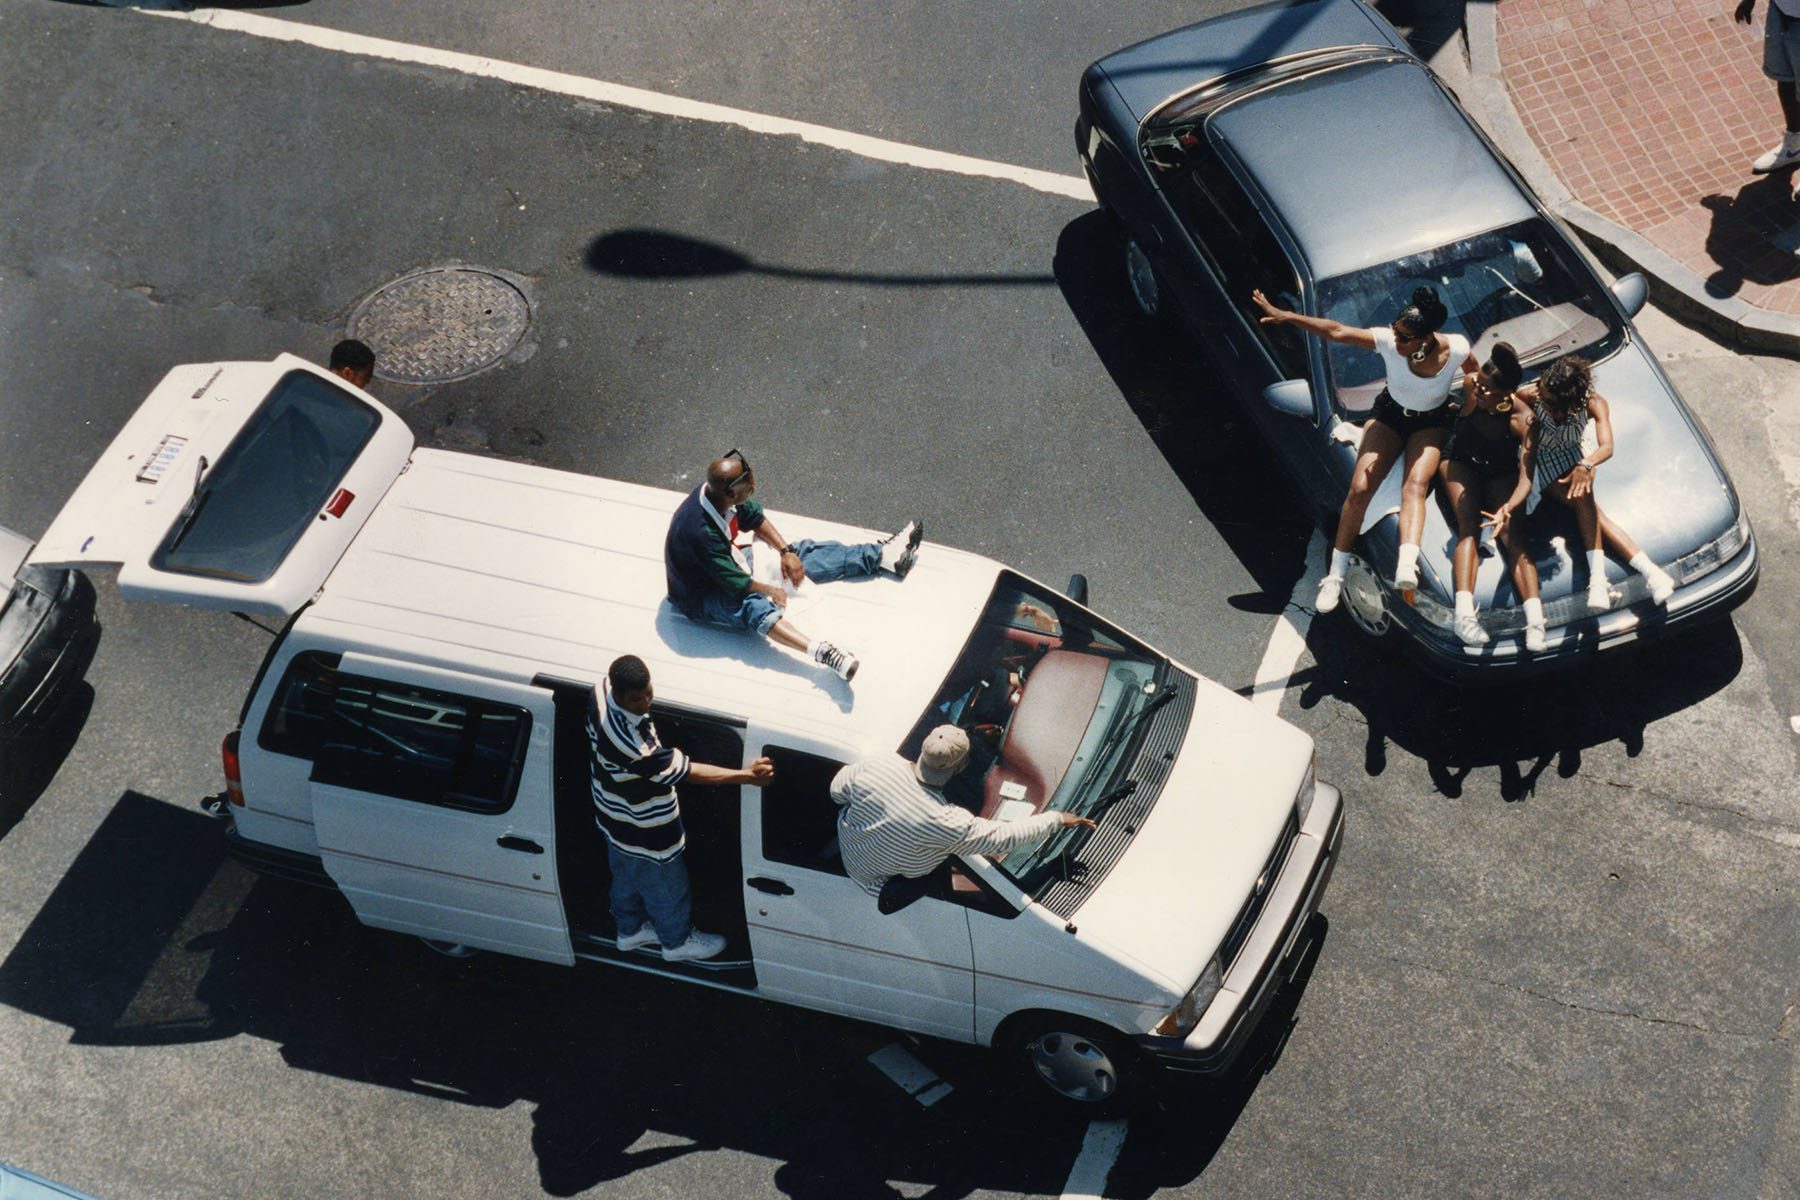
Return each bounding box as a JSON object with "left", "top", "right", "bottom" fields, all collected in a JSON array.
[
  {"left": 1699, "top": 178, "right": 1800, "bottom": 298},
  {"left": 653, "top": 601, "right": 854, "bottom": 711}
]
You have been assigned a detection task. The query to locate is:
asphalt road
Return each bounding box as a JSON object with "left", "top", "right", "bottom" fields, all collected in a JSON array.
[{"left": 1, "top": 3, "right": 1796, "bottom": 1199}]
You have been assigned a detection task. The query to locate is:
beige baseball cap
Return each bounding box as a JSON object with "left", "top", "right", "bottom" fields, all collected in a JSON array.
[{"left": 915, "top": 724, "right": 971, "bottom": 786}]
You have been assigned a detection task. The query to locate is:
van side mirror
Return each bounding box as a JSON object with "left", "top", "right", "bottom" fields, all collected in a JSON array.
[
  {"left": 1611, "top": 272, "right": 1648, "bottom": 318},
  {"left": 1262, "top": 379, "right": 1314, "bottom": 419},
  {"left": 1065, "top": 573, "right": 1089, "bottom": 606}
]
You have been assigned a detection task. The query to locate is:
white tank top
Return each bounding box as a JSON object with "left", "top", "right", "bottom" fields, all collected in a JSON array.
[{"left": 1369, "top": 326, "right": 1470, "bottom": 412}]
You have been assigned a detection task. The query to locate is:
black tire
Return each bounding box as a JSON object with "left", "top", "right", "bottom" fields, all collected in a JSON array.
[{"left": 1001, "top": 1013, "right": 1145, "bottom": 1115}]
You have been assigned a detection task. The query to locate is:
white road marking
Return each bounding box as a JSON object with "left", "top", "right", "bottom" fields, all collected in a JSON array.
[
  {"left": 1249, "top": 529, "right": 1329, "bottom": 714},
  {"left": 1060, "top": 1119, "right": 1129, "bottom": 1200},
  {"left": 866, "top": 1043, "right": 952, "bottom": 1106},
  {"left": 136, "top": 7, "right": 1093, "bottom": 202}
]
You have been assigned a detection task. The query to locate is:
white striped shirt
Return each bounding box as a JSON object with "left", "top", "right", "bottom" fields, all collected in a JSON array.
[{"left": 830, "top": 755, "right": 1065, "bottom": 896}]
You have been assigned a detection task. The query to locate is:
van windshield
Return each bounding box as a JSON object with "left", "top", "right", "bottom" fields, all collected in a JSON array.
[
  {"left": 150, "top": 371, "right": 380, "bottom": 582},
  {"left": 905, "top": 573, "right": 1187, "bottom": 907}
]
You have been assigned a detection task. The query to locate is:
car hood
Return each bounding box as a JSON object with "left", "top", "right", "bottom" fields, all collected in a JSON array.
[
  {"left": 1351, "top": 344, "right": 1738, "bottom": 608},
  {"left": 1091, "top": 0, "right": 1405, "bottom": 124},
  {"left": 1065, "top": 671, "right": 1312, "bottom": 990}
]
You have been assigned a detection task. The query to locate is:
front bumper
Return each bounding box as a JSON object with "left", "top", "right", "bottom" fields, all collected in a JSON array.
[{"left": 1135, "top": 780, "right": 1344, "bottom": 1075}]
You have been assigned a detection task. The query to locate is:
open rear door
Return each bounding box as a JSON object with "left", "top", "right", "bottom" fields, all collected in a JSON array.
[{"left": 27, "top": 353, "right": 413, "bottom": 618}]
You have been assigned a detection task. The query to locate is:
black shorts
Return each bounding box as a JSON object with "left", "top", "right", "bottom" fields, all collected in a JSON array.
[{"left": 1370, "top": 389, "right": 1455, "bottom": 437}]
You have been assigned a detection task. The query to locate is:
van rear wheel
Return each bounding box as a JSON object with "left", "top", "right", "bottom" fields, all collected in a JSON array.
[
  {"left": 420, "top": 937, "right": 478, "bottom": 959},
  {"left": 1003, "top": 1014, "right": 1143, "bottom": 1115}
]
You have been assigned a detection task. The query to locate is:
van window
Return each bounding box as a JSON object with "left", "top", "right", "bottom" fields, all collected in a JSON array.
[
  {"left": 150, "top": 371, "right": 380, "bottom": 583},
  {"left": 759, "top": 747, "right": 849, "bottom": 875},
  {"left": 310, "top": 674, "right": 531, "bottom": 813},
  {"left": 257, "top": 650, "right": 344, "bottom": 759}
]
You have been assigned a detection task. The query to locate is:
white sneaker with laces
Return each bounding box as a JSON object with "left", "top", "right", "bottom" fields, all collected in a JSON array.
[
  {"left": 616, "top": 927, "right": 659, "bottom": 952},
  {"left": 1393, "top": 562, "right": 1419, "bottom": 591},
  {"left": 813, "top": 641, "right": 859, "bottom": 681},
  {"left": 1644, "top": 566, "right": 1675, "bottom": 605},
  {"left": 1315, "top": 575, "right": 1343, "bottom": 614},
  {"left": 1753, "top": 130, "right": 1800, "bottom": 174},
  {"left": 662, "top": 930, "right": 727, "bottom": 962},
  {"left": 1524, "top": 621, "right": 1548, "bottom": 653},
  {"left": 878, "top": 519, "right": 924, "bottom": 578},
  {"left": 1454, "top": 613, "right": 1490, "bottom": 646},
  {"left": 1585, "top": 579, "right": 1613, "bottom": 613}
]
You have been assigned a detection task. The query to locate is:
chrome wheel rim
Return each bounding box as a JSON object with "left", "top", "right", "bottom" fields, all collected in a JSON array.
[
  {"left": 1125, "top": 240, "right": 1160, "bottom": 317},
  {"left": 1343, "top": 560, "right": 1391, "bottom": 636},
  {"left": 1027, "top": 1030, "right": 1119, "bottom": 1103}
]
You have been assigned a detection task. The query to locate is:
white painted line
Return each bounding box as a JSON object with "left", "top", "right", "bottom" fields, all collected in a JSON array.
[
  {"left": 1060, "top": 1118, "right": 1129, "bottom": 1200},
  {"left": 1248, "top": 529, "right": 1329, "bottom": 714},
  {"left": 866, "top": 1043, "right": 953, "bottom": 1106},
  {"left": 137, "top": 7, "right": 1093, "bottom": 202}
]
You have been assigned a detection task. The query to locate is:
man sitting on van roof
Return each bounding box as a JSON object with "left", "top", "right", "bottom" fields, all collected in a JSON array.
[
  {"left": 664, "top": 450, "right": 923, "bottom": 683},
  {"left": 831, "top": 725, "right": 1094, "bottom": 898}
]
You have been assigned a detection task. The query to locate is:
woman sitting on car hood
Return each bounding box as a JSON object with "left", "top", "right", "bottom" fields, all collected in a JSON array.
[{"left": 1252, "top": 285, "right": 1478, "bottom": 614}]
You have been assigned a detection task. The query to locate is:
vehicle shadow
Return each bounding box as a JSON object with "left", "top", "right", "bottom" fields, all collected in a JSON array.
[
  {"left": 0, "top": 682, "right": 96, "bottom": 843},
  {"left": 1052, "top": 211, "right": 1314, "bottom": 610},
  {"left": 1292, "top": 616, "right": 1743, "bottom": 800},
  {"left": 0, "top": 790, "right": 1323, "bottom": 1196},
  {"left": 586, "top": 228, "right": 1057, "bottom": 289}
]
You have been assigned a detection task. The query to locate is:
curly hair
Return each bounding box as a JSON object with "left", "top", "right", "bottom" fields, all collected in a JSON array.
[
  {"left": 1395, "top": 286, "right": 1449, "bottom": 336},
  {"left": 1538, "top": 355, "right": 1593, "bottom": 413}
]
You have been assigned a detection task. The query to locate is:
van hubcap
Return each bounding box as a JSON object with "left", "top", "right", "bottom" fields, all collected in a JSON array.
[{"left": 1028, "top": 1031, "right": 1119, "bottom": 1102}]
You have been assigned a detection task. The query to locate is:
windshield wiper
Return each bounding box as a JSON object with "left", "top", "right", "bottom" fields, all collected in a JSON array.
[
  {"left": 162, "top": 485, "right": 213, "bottom": 554},
  {"left": 1088, "top": 778, "right": 1138, "bottom": 819},
  {"left": 1099, "top": 682, "right": 1176, "bottom": 763}
]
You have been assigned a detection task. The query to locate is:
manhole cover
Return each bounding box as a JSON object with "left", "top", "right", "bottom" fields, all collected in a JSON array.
[{"left": 348, "top": 268, "right": 530, "bottom": 384}]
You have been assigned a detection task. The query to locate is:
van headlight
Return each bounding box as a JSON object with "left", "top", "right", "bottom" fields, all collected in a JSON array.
[
  {"left": 1153, "top": 956, "right": 1224, "bottom": 1038},
  {"left": 1295, "top": 756, "right": 1317, "bottom": 826}
]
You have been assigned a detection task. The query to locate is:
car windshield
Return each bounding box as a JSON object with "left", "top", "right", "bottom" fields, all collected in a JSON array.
[
  {"left": 904, "top": 572, "right": 1166, "bottom": 902},
  {"left": 150, "top": 371, "right": 380, "bottom": 582},
  {"left": 1316, "top": 218, "right": 1624, "bottom": 417}
]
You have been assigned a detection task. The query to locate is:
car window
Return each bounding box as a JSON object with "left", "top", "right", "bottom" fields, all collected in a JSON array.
[
  {"left": 759, "top": 746, "right": 848, "bottom": 875},
  {"left": 257, "top": 650, "right": 344, "bottom": 759},
  {"left": 1163, "top": 146, "right": 1308, "bottom": 379},
  {"left": 310, "top": 673, "right": 531, "bottom": 813},
  {"left": 150, "top": 370, "right": 380, "bottom": 583}
]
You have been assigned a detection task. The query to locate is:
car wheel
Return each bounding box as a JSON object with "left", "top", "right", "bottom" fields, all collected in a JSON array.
[
  {"left": 1124, "top": 237, "right": 1165, "bottom": 321},
  {"left": 1341, "top": 558, "right": 1391, "bottom": 637},
  {"left": 420, "top": 937, "right": 479, "bottom": 959},
  {"left": 1003, "top": 1013, "right": 1143, "bottom": 1115}
]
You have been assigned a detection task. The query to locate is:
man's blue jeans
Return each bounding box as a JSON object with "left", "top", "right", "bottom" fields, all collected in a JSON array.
[
  {"left": 608, "top": 841, "right": 693, "bottom": 947},
  {"left": 687, "top": 538, "right": 880, "bottom": 635}
]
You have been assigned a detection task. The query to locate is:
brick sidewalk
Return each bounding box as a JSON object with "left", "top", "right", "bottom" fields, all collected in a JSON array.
[{"left": 1496, "top": 0, "right": 1800, "bottom": 316}]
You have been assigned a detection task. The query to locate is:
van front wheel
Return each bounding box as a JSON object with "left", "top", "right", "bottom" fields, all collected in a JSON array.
[{"left": 1003, "top": 1014, "right": 1143, "bottom": 1114}]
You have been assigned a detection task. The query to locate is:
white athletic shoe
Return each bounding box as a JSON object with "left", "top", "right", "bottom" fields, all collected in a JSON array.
[
  {"left": 1454, "top": 613, "right": 1490, "bottom": 646},
  {"left": 1393, "top": 561, "right": 1419, "bottom": 591},
  {"left": 1315, "top": 575, "right": 1344, "bottom": 614},
  {"left": 878, "top": 520, "right": 924, "bottom": 578},
  {"left": 1643, "top": 566, "right": 1675, "bottom": 605},
  {"left": 814, "top": 641, "right": 859, "bottom": 681},
  {"left": 1753, "top": 130, "right": 1800, "bottom": 173},
  {"left": 1524, "top": 622, "right": 1548, "bottom": 653},
  {"left": 661, "top": 931, "right": 727, "bottom": 962},
  {"left": 616, "top": 927, "right": 659, "bottom": 952},
  {"left": 1585, "top": 579, "right": 1614, "bottom": 613}
]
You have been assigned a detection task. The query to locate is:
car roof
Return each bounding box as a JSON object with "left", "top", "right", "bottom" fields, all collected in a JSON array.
[
  {"left": 294, "top": 449, "right": 1001, "bottom": 759},
  {"left": 1209, "top": 56, "right": 1538, "bottom": 281}
]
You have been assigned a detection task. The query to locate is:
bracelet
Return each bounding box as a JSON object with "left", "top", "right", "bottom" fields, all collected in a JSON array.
[{"left": 779, "top": 544, "right": 797, "bottom": 556}]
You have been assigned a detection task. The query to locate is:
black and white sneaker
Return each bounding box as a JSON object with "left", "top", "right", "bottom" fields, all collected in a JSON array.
[
  {"left": 879, "top": 519, "right": 924, "bottom": 579},
  {"left": 814, "top": 641, "right": 859, "bottom": 682}
]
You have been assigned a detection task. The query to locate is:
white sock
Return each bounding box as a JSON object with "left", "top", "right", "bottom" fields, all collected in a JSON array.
[
  {"left": 1523, "top": 597, "right": 1545, "bottom": 626},
  {"left": 1327, "top": 549, "right": 1351, "bottom": 581},
  {"left": 1586, "top": 550, "right": 1608, "bottom": 580},
  {"left": 806, "top": 639, "right": 823, "bottom": 660},
  {"left": 1396, "top": 543, "right": 1420, "bottom": 575},
  {"left": 1628, "top": 551, "right": 1658, "bottom": 576},
  {"left": 1454, "top": 591, "right": 1476, "bottom": 619}
]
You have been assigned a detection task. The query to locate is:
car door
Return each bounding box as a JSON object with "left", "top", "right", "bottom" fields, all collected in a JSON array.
[
  {"left": 742, "top": 745, "right": 975, "bottom": 1041},
  {"left": 308, "top": 653, "right": 572, "bottom": 965}
]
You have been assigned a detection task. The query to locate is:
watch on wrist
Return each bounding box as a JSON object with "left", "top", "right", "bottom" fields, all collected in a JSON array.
[{"left": 780, "top": 545, "right": 797, "bottom": 556}]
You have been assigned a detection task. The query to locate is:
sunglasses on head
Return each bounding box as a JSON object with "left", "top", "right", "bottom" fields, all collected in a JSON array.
[{"left": 721, "top": 448, "right": 754, "bottom": 490}]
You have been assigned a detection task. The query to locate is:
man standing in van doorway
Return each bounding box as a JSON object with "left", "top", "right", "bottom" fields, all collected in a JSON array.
[
  {"left": 663, "top": 450, "right": 924, "bottom": 683},
  {"left": 327, "top": 338, "right": 376, "bottom": 389},
  {"left": 589, "top": 654, "right": 775, "bottom": 962},
  {"left": 831, "top": 725, "right": 1094, "bottom": 898}
]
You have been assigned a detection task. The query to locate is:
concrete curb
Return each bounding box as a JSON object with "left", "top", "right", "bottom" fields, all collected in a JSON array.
[{"left": 1460, "top": 1, "right": 1800, "bottom": 356}]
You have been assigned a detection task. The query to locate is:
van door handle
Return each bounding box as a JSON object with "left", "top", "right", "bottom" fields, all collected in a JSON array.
[
  {"left": 497, "top": 835, "right": 544, "bottom": 854},
  {"left": 746, "top": 876, "right": 794, "bottom": 896}
]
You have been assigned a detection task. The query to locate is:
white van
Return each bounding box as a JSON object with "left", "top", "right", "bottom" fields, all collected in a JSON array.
[{"left": 30, "top": 354, "right": 1343, "bottom": 1111}]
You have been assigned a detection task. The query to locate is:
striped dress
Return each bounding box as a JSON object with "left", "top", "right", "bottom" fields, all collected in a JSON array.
[
  {"left": 830, "top": 755, "right": 1065, "bottom": 895},
  {"left": 586, "top": 679, "right": 691, "bottom": 861}
]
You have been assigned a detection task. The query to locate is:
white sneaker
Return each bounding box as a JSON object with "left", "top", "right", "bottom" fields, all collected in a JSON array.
[
  {"left": 1585, "top": 579, "right": 1613, "bottom": 613},
  {"left": 814, "top": 641, "right": 859, "bottom": 681},
  {"left": 1644, "top": 566, "right": 1675, "bottom": 605},
  {"left": 878, "top": 519, "right": 924, "bottom": 578},
  {"left": 1524, "top": 621, "right": 1547, "bottom": 653},
  {"left": 1393, "top": 561, "right": 1419, "bottom": 590},
  {"left": 661, "top": 930, "right": 727, "bottom": 962},
  {"left": 1454, "top": 613, "right": 1490, "bottom": 646},
  {"left": 616, "top": 927, "right": 659, "bottom": 952},
  {"left": 1315, "top": 575, "right": 1344, "bottom": 614},
  {"left": 1753, "top": 130, "right": 1800, "bottom": 173}
]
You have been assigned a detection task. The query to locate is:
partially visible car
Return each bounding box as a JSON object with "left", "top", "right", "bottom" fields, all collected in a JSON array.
[
  {"left": 0, "top": 1160, "right": 106, "bottom": 1200},
  {"left": 0, "top": 523, "right": 99, "bottom": 737},
  {"left": 1076, "top": 0, "right": 1757, "bottom": 679}
]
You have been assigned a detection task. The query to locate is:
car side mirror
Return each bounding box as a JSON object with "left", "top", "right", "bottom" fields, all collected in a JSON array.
[
  {"left": 1611, "top": 272, "right": 1648, "bottom": 318},
  {"left": 1262, "top": 379, "right": 1314, "bottom": 419},
  {"left": 1065, "top": 573, "right": 1089, "bottom": 606}
]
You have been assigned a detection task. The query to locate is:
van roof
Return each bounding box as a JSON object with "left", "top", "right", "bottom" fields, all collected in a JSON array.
[{"left": 294, "top": 449, "right": 1002, "bottom": 758}]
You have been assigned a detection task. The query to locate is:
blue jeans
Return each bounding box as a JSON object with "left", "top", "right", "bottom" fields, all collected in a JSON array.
[
  {"left": 608, "top": 841, "right": 692, "bottom": 946},
  {"left": 687, "top": 539, "right": 880, "bottom": 635}
]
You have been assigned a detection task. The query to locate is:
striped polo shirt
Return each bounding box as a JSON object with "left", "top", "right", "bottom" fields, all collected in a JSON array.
[
  {"left": 830, "top": 754, "right": 1065, "bottom": 895},
  {"left": 586, "top": 678, "right": 691, "bottom": 861}
]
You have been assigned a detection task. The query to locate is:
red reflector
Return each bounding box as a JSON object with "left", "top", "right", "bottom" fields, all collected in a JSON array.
[
  {"left": 325, "top": 488, "right": 355, "bottom": 518},
  {"left": 221, "top": 730, "right": 245, "bottom": 807}
]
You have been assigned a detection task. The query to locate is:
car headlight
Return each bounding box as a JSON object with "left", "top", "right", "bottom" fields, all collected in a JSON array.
[
  {"left": 1295, "top": 755, "right": 1317, "bottom": 826},
  {"left": 1670, "top": 511, "right": 1752, "bottom": 585},
  {"left": 1153, "top": 956, "right": 1224, "bottom": 1038}
]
